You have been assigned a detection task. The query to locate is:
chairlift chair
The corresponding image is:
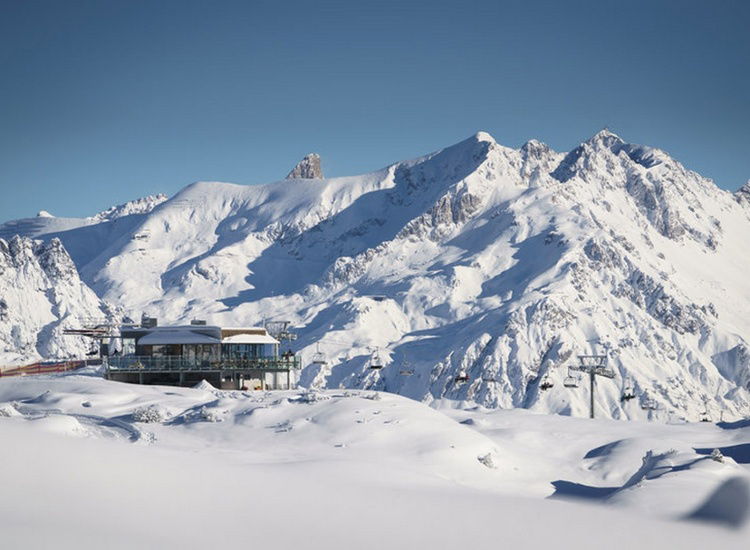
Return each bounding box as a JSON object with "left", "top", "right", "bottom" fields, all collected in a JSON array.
[
  {"left": 398, "top": 355, "right": 413, "bottom": 375},
  {"left": 540, "top": 374, "right": 554, "bottom": 391},
  {"left": 311, "top": 344, "right": 327, "bottom": 366},
  {"left": 563, "top": 369, "right": 579, "bottom": 388},
  {"left": 640, "top": 398, "right": 658, "bottom": 411},
  {"left": 369, "top": 349, "right": 383, "bottom": 370},
  {"left": 399, "top": 352, "right": 414, "bottom": 375},
  {"left": 621, "top": 385, "right": 636, "bottom": 401},
  {"left": 455, "top": 370, "right": 469, "bottom": 383}
]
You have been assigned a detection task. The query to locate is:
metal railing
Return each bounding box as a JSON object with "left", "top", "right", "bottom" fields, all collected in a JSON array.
[{"left": 105, "top": 355, "right": 301, "bottom": 372}]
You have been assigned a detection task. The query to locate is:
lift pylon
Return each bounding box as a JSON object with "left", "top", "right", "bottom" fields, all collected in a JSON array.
[{"left": 569, "top": 354, "right": 615, "bottom": 419}]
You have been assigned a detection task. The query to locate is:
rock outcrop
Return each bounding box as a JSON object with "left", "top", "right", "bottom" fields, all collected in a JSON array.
[{"left": 286, "top": 153, "right": 323, "bottom": 179}]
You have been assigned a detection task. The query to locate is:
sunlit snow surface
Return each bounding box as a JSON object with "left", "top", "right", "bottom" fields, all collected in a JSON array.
[
  {"left": 2, "top": 130, "right": 749, "bottom": 421},
  {"left": 1, "top": 371, "right": 748, "bottom": 549}
]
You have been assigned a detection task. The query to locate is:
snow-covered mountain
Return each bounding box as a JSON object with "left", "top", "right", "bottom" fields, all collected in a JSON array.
[
  {"left": 1, "top": 130, "right": 748, "bottom": 421},
  {"left": 0, "top": 236, "right": 112, "bottom": 366},
  {"left": 0, "top": 194, "right": 168, "bottom": 268}
]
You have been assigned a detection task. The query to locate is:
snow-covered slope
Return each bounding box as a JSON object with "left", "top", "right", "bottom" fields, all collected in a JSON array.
[
  {"left": 1, "top": 131, "right": 748, "bottom": 420},
  {"left": 0, "top": 375, "right": 748, "bottom": 548},
  {"left": 0, "top": 194, "right": 167, "bottom": 269},
  {"left": 0, "top": 236, "right": 112, "bottom": 366}
]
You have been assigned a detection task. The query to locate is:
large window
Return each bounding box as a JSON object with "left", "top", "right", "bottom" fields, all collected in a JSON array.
[
  {"left": 222, "top": 344, "right": 262, "bottom": 359},
  {"left": 151, "top": 344, "right": 183, "bottom": 357},
  {"left": 183, "top": 344, "right": 219, "bottom": 361}
]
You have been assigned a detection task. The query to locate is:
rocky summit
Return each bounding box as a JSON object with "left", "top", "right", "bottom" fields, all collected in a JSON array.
[{"left": 286, "top": 153, "right": 324, "bottom": 179}]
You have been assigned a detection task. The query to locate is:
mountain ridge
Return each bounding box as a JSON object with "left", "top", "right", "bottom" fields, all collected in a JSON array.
[{"left": 1, "top": 130, "right": 748, "bottom": 421}]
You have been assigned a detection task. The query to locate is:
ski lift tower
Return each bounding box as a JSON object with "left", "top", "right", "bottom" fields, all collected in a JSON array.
[
  {"left": 569, "top": 353, "right": 615, "bottom": 419},
  {"left": 63, "top": 317, "right": 137, "bottom": 356},
  {"left": 265, "top": 320, "right": 297, "bottom": 354}
]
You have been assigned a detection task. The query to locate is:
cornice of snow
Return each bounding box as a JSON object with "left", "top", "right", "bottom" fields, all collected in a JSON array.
[{"left": 473, "top": 131, "right": 496, "bottom": 144}]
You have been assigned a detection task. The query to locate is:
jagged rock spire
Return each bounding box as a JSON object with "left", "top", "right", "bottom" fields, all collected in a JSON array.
[{"left": 286, "top": 153, "right": 323, "bottom": 180}]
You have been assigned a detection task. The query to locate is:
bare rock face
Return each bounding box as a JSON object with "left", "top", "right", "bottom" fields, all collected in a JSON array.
[
  {"left": 286, "top": 153, "right": 323, "bottom": 180},
  {"left": 736, "top": 181, "right": 750, "bottom": 206}
]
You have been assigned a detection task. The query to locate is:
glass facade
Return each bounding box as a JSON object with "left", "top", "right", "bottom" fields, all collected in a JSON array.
[{"left": 221, "top": 344, "right": 262, "bottom": 359}]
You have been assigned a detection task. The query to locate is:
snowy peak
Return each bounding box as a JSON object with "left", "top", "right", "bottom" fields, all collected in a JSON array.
[
  {"left": 90, "top": 194, "right": 168, "bottom": 222},
  {"left": 551, "top": 128, "right": 683, "bottom": 188},
  {"left": 286, "top": 153, "right": 324, "bottom": 179},
  {"left": 585, "top": 128, "right": 625, "bottom": 149},
  {"left": 473, "top": 131, "right": 496, "bottom": 144},
  {"left": 551, "top": 129, "right": 627, "bottom": 182},
  {"left": 519, "top": 139, "right": 560, "bottom": 184}
]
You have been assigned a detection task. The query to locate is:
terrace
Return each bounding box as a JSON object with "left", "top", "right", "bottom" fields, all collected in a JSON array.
[
  {"left": 105, "top": 354, "right": 301, "bottom": 372},
  {"left": 104, "top": 321, "right": 300, "bottom": 390}
]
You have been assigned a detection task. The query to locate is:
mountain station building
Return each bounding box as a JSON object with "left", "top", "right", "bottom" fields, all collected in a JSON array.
[{"left": 104, "top": 320, "right": 300, "bottom": 390}]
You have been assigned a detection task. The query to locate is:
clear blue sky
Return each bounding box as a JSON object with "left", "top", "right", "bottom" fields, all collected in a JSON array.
[{"left": 1, "top": 0, "right": 748, "bottom": 221}]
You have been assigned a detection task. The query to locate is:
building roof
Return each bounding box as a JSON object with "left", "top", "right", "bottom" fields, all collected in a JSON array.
[
  {"left": 137, "top": 329, "right": 221, "bottom": 345},
  {"left": 221, "top": 333, "right": 279, "bottom": 345},
  {"left": 122, "top": 324, "right": 278, "bottom": 346}
]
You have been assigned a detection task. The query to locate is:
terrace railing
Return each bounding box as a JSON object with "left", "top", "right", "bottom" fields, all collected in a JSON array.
[{"left": 105, "top": 355, "right": 301, "bottom": 372}]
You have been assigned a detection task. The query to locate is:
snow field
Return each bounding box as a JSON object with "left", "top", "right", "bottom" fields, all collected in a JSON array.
[{"left": 1, "top": 373, "right": 748, "bottom": 548}]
